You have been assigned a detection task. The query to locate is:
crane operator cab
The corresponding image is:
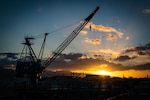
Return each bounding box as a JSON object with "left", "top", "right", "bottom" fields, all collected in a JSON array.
[{"left": 16, "top": 36, "right": 45, "bottom": 86}]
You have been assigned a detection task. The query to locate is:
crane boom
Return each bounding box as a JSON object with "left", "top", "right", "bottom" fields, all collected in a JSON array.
[{"left": 43, "top": 6, "right": 99, "bottom": 68}]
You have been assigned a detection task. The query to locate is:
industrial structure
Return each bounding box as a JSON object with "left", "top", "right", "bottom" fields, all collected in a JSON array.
[
  {"left": 1, "top": 6, "right": 149, "bottom": 100},
  {"left": 16, "top": 6, "right": 99, "bottom": 87}
]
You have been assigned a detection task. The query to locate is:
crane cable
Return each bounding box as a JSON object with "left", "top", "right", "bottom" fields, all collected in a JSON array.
[{"left": 34, "top": 20, "right": 80, "bottom": 39}]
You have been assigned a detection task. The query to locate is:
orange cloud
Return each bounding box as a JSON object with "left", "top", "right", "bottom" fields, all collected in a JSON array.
[
  {"left": 107, "top": 33, "right": 117, "bottom": 40},
  {"left": 84, "top": 38, "right": 101, "bottom": 45},
  {"left": 85, "top": 22, "right": 124, "bottom": 38},
  {"left": 80, "top": 30, "right": 88, "bottom": 35},
  {"left": 126, "top": 36, "right": 130, "bottom": 40}
]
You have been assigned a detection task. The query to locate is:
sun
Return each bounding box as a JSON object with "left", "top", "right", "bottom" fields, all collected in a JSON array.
[{"left": 95, "top": 70, "right": 111, "bottom": 76}]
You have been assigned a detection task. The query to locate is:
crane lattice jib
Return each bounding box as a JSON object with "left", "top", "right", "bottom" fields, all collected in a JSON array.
[{"left": 43, "top": 6, "right": 99, "bottom": 68}]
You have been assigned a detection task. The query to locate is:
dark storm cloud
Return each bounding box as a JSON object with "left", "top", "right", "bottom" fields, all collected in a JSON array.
[
  {"left": 1, "top": 52, "right": 150, "bottom": 72},
  {"left": 115, "top": 55, "right": 136, "bottom": 61},
  {"left": 124, "top": 43, "right": 150, "bottom": 56},
  {"left": 0, "top": 52, "right": 19, "bottom": 67},
  {"left": 47, "top": 53, "right": 150, "bottom": 71},
  {"left": 59, "top": 53, "right": 83, "bottom": 60},
  {"left": 94, "top": 54, "right": 104, "bottom": 60},
  {"left": 132, "top": 63, "right": 150, "bottom": 70},
  {"left": 0, "top": 52, "right": 19, "bottom": 59},
  {"left": 47, "top": 53, "right": 128, "bottom": 71}
]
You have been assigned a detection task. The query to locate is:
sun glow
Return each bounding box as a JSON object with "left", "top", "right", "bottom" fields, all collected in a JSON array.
[
  {"left": 72, "top": 69, "right": 150, "bottom": 78},
  {"left": 95, "top": 70, "right": 111, "bottom": 76}
]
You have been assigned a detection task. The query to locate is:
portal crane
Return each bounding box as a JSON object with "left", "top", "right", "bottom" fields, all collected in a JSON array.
[{"left": 16, "top": 6, "right": 99, "bottom": 87}]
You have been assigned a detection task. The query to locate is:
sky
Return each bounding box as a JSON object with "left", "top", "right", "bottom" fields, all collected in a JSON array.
[{"left": 0, "top": 0, "right": 150, "bottom": 78}]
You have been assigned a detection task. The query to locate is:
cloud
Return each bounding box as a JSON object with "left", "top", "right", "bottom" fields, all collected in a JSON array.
[
  {"left": 126, "top": 36, "right": 129, "bottom": 40},
  {"left": 0, "top": 52, "right": 19, "bottom": 68},
  {"left": 115, "top": 55, "right": 136, "bottom": 61},
  {"left": 47, "top": 53, "right": 126, "bottom": 71},
  {"left": 0, "top": 52, "right": 19, "bottom": 59},
  {"left": 80, "top": 30, "right": 88, "bottom": 35},
  {"left": 132, "top": 63, "right": 150, "bottom": 70},
  {"left": 143, "top": 9, "right": 150, "bottom": 14},
  {"left": 60, "top": 53, "right": 83, "bottom": 60},
  {"left": 107, "top": 33, "right": 117, "bottom": 41},
  {"left": 90, "top": 49, "right": 120, "bottom": 57},
  {"left": 124, "top": 43, "right": 150, "bottom": 56},
  {"left": 84, "top": 38, "right": 101, "bottom": 45},
  {"left": 85, "top": 22, "right": 124, "bottom": 38},
  {"left": 47, "top": 53, "right": 150, "bottom": 72},
  {"left": 94, "top": 54, "right": 104, "bottom": 59}
]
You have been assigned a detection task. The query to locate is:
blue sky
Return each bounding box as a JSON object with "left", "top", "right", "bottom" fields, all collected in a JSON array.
[
  {"left": 0, "top": 0, "right": 98, "bottom": 51},
  {"left": 0, "top": 0, "right": 150, "bottom": 77},
  {"left": 0, "top": 0, "right": 150, "bottom": 51}
]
